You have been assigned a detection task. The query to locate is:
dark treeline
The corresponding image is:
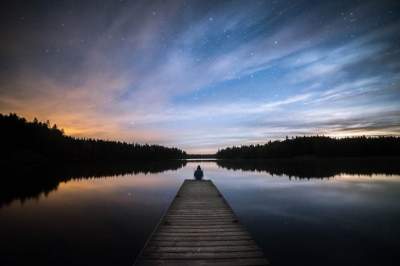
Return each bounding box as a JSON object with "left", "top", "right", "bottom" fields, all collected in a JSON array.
[
  {"left": 217, "top": 158, "right": 400, "bottom": 179},
  {"left": 0, "top": 160, "right": 187, "bottom": 207},
  {"left": 0, "top": 113, "right": 186, "bottom": 163},
  {"left": 216, "top": 136, "right": 400, "bottom": 159}
]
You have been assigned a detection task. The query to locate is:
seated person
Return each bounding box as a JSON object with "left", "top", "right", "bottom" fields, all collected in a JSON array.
[{"left": 194, "top": 165, "right": 204, "bottom": 180}]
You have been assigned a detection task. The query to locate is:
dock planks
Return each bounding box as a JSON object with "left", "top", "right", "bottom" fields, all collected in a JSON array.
[{"left": 134, "top": 180, "right": 268, "bottom": 266}]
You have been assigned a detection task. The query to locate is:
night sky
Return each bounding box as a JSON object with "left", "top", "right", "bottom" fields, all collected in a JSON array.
[{"left": 1, "top": 0, "right": 399, "bottom": 153}]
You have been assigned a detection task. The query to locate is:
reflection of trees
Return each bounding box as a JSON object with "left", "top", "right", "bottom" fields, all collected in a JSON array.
[
  {"left": 0, "top": 160, "right": 186, "bottom": 208},
  {"left": 216, "top": 158, "right": 400, "bottom": 179}
]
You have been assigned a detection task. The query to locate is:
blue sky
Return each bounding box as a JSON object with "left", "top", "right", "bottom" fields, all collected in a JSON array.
[{"left": 0, "top": 0, "right": 399, "bottom": 153}]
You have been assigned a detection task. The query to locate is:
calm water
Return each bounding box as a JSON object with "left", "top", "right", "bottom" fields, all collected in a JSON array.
[{"left": 1, "top": 160, "right": 400, "bottom": 266}]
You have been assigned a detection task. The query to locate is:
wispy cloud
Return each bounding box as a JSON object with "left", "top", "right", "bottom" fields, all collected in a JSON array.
[{"left": 0, "top": 0, "right": 399, "bottom": 153}]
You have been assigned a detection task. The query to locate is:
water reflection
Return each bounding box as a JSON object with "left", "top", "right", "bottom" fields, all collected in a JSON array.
[
  {"left": 1, "top": 160, "right": 399, "bottom": 266},
  {"left": 3, "top": 158, "right": 400, "bottom": 207},
  {"left": 0, "top": 170, "right": 183, "bottom": 266},
  {"left": 0, "top": 160, "right": 186, "bottom": 207},
  {"left": 211, "top": 171, "right": 400, "bottom": 266},
  {"left": 217, "top": 157, "right": 400, "bottom": 179}
]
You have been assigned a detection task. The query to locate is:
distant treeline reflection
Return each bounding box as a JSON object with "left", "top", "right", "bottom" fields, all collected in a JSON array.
[
  {"left": 217, "top": 158, "right": 400, "bottom": 179},
  {"left": 0, "top": 160, "right": 186, "bottom": 208}
]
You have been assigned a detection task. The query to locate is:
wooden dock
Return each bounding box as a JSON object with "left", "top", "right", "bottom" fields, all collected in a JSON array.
[{"left": 134, "top": 180, "right": 269, "bottom": 266}]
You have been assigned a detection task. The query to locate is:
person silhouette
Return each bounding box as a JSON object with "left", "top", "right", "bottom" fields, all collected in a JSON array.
[{"left": 194, "top": 165, "right": 204, "bottom": 180}]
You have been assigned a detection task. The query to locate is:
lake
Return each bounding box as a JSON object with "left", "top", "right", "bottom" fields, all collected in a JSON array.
[{"left": 1, "top": 159, "right": 399, "bottom": 266}]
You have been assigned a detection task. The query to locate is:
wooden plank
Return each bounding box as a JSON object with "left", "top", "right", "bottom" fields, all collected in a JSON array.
[
  {"left": 135, "top": 258, "right": 269, "bottom": 266},
  {"left": 134, "top": 180, "right": 268, "bottom": 265},
  {"left": 167, "top": 211, "right": 233, "bottom": 214},
  {"left": 160, "top": 224, "right": 243, "bottom": 229},
  {"left": 159, "top": 228, "right": 244, "bottom": 233},
  {"left": 156, "top": 232, "right": 250, "bottom": 237},
  {"left": 147, "top": 240, "right": 258, "bottom": 247},
  {"left": 144, "top": 245, "right": 261, "bottom": 253},
  {"left": 152, "top": 236, "right": 254, "bottom": 242},
  {"left": 142, "top": 251, "right": 265, "bottom": 259},
  {"left": 160, "top": 226, "right": 243, "bottom": 230}
]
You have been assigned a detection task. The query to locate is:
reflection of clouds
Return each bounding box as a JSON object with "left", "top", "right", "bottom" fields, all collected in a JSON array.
[
  {"left": 58, "top": 174, "right": 175, "bottom": 191},
  {"left": 211, "top": 170, "right": 400, "bottom": 227},
  {"left": 49, "top": 172, "right": 181, "bottom": 206},
  {"left": 1, "top": 1, "right": 399, "bottom": 152},
  {"left": 336, "top": 174, "right": 400, "bottom": 182}
]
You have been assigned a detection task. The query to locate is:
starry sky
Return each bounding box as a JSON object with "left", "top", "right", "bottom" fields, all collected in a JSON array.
[{"left": 1, "top": 0, "right": 399, "bottom": 153}]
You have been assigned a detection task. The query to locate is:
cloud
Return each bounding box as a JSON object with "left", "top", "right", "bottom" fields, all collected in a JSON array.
[{"left": 0, "top": 0, "right": 399, "bottom": 153}]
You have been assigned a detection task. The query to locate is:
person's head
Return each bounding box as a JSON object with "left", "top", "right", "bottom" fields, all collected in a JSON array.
[{"left": 197, "top": 165, "right": 201, "bottom": 170}]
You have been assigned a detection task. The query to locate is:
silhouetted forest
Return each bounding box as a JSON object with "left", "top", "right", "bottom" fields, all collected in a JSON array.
[
  {"left": 0, "top": 113, "right": 186, "bottom": 164},
  {"left": 217, "top": 158, "right": 400, "bottom": 179},
  {"left": 217, "top": 136, "right": 400, "bottom": 159}
]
